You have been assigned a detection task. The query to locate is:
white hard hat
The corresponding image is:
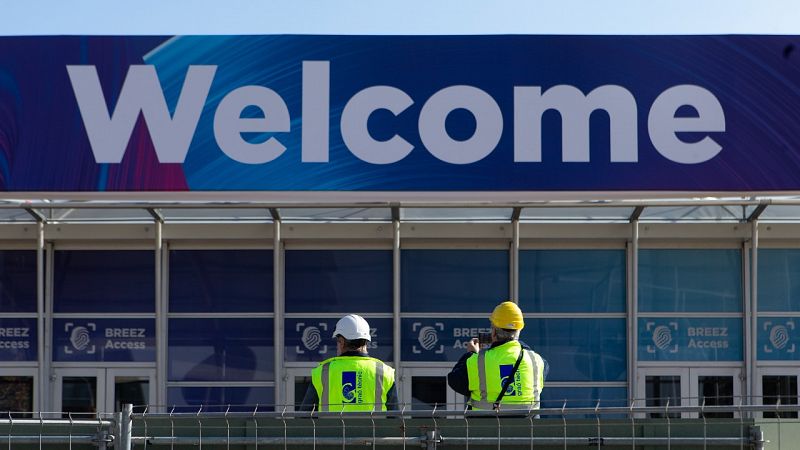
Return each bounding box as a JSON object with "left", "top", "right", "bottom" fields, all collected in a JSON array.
[{"left": 332, "top": 314, "right": 372, "bottom": 341}]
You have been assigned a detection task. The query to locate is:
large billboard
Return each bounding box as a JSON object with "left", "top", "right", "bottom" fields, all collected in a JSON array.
[{"left": 0, "top": 35, "right": 798, "bottom": 192}]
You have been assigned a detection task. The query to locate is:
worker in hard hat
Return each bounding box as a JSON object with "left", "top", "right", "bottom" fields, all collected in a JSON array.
[
  {"left": 299, "top": 314, "right": 398, "bottom": 412},
  {"left": 447, "top": 301, "right": 546, "bottom": 411}
]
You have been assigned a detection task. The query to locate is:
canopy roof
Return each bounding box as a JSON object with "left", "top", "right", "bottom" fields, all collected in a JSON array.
[{"left": 4, "top": 195, "right": 800, "bottom": 223}]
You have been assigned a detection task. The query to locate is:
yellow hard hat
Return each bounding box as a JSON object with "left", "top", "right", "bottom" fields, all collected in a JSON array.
[{"left": 490, "top": 301, "right": 525, "bottom": 330}]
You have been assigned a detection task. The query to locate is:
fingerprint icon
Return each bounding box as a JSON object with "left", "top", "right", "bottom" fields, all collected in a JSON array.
[
  {"left": 652, "top": 326, "right": 672, "bottom": 350},
  {"left": 770, "top": 325, "right": 790, "bottom": 350},
  {"left": 69, "top": 326, "right": 91, "bottom": 351},
  {"left": 417, "top": 326, "right": 439, "bottom": 351},
  {"left": 301, "top": 326, "right": 322, "bottom": 351}
]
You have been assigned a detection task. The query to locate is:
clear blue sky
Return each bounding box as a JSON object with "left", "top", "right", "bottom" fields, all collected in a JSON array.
[{"left": 3, "top": 0, "right": 799, "bottom": 35}]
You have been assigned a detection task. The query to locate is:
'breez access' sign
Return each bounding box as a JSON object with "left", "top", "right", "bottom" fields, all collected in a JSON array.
[{"left": 0, "top": 35, "right": 799, "bottom": 192}]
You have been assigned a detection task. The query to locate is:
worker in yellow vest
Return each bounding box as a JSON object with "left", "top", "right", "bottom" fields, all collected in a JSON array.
[
  {"left": 300, "top": 314, "right": 397, "bottom": 412},
  {"left": 447, "top": 301, "right": 546, "bottom": 411}
]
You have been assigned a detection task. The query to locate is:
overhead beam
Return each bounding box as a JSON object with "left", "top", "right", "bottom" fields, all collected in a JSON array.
[
  {"left": 146, "top": 208, "right": 164, "bottom": 222},
  {"left": 24, "top": 208, "right": 46, "bottom": 223},
  {"left": 629, "top": 206, "right": 645, "bottom": 222},
  {"left": 269, "top": 208, "right": 281, "bottom": 221},
  {"left": 747, "top": 203, "right": 768, "bottom": 222}
]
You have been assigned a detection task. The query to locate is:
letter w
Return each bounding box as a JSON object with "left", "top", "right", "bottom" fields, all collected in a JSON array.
[{"left": 67, "top": 65, "right": 216, "bottom": 163}]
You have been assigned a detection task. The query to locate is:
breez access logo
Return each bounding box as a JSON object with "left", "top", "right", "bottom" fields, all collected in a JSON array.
[{"left": 67, "top": 63, "right": 726, "bottom": 168}]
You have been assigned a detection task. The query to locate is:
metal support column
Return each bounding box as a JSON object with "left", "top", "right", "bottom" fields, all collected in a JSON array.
[
  {"left": 749, "top": 220, "right": 759, "bottom": 406},
  {"left": 510, "top": 218, "right": 520, "bottom": 302},
  {"left": 393, "top": 219, "right": 401, "bottom": 376},
  {"left": 627, "top": 220, "right": 639, "bottom": 402},
  {"left": 274, "top": 220, "right": 284, "bottom": 408},
  {"left": 43, "top": 241, "right": 53, "bottom": 413},
  {"left": 154, "top": 218, "right": 166, "bottom": 409},
  {"left": 35, "top": 221, "right": 45, "bottom": 412}
]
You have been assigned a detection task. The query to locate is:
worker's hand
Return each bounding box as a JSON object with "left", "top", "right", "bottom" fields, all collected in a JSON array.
[{"left": 466, "top": 338, "right": 480, "bottom": 353}]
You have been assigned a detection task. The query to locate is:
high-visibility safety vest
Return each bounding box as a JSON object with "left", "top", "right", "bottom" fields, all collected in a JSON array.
[
  {"left": 465, "top": 341, "right": 545, "bottom": 410},
  {"left": 311, "top": 355, "right": 395, "bottom": 412}
]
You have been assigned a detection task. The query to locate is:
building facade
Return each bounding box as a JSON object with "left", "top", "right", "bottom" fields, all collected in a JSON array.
[{"left": 0, "top": 35, "right": 799, "bottom": 416}]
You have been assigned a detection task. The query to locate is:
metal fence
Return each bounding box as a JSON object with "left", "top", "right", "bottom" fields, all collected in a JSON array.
[{"left": 3, "top": 401, "right": 800, "bottom": 449}]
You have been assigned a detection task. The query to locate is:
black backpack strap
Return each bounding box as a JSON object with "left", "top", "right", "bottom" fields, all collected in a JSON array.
[{"left": 493, "top": 346, "right": 525, "bottom": 410}]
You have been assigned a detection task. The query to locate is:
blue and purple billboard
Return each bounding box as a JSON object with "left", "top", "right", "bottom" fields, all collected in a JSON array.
[{"left": 0, "top": 35, "right": 799, "bottom": 192}]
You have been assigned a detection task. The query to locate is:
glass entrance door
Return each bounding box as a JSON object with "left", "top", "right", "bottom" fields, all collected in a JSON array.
[
  {"left": 756, "top": 368, "right": 799, "bottom": 419},
  {"left": 286, "top": 368, "right": 314, "bottom": 411},
  {"left": 402, "top": 368, "right": 464, "bottom": 411},
  {"left": 637, "top": 368, "right": 689, "bottom": 418},
  {"left": 637, "top": 367, "right": 742, "bottom": 418},
  {"left": 54, "top": 368, "right": 155, "bottom": 415},
  {"left": 0, "top": 369, "right": 36, "bottom": 417},
  {"left": 689, "top": 368, "right": 742, "bottom": 418}
]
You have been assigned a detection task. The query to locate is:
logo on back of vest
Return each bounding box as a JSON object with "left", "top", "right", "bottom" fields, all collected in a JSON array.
[
  {"left": 342, "top": 371, "right": 357, "bottom": 404},
  {"left": 499, "top": 364, "right": 520, "bottom": 396}
]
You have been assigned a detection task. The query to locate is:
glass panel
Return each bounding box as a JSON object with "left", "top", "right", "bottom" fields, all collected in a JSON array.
[
  {"left": 160, "top": 208, "right": 272, "bottom": 222},
  {"left": 47, "top": 208, "right": 153, "bottom": 222},
  {"left": 169, "top": 250, "right": 273, "bottom": 313},
  {"left": 400, "top": 318, "right": 491, "bottom": 362},
  {"left": 54, "top": 250, "right": 155, "bottom": 313},
  {"left": 285, "top": 317, "right": 393, "bottom": 362},
  {"left": 114, "top": 377, "right": 149, "bottom": 414},
  {"left": 0, "top": 251, "right": 36, "bottom": 312},
  {"left": 520, "top": 207, "right": 634, "bottom": 221},
  {"left": 401, "top": 250, "right": 509, "bottom": 313},
  {"left": 167, "top": 387, "right": 274, "bottom": 412},
  {"left": 411, "top": 376, "right": 447, "bottom": 410},
  {"left": 168, "top": 318, "right": 274, "bottom": 382},
  {"left": 638, "top": 318, "right": 743, "bottom": 362},
  {"left": 638, "top": 249, "right": 742, "bottom": 313},
  {"left": 645, "top": 376, "right": 681, "bottom": 418},
  {"left": 763, "top": 376, "right": 798, "bottom": 418},
  {"left": 0, "top": 318, "right": 37, "bottom": 362},
  {"left": 698, "top": 376, "right": 734, "bottom": 418},
  {"left": 53, "top": 318, "right": 156, "bottom": 363},
  {"left": 640, "top": 205, "right": 743, "bottom": 221},
  {"left": 61, "top": 377, "right": 97, "bottom": 417},
  {"left": 0, "top": 376, "right": 33, "bottom": 417},
  {"left": 279, "top": 208, "right": 391, "bottom": 221},
  {"left": 294, "top": 376, "right": 312, "bottom": 410},
  {"left": 758, "top": 249, "right": 800, "bottom": 311},
  {"left": 402, "top": 208, "right": 512, "bottom": 221},
  {"left": 757, "top": 317, "right": 799, "bottom": 361},
  {"left": 524, "top": 318, "right": 626, "bottom": 382},
  {"left": 285, "top": 250, "right": 392, "bottom": 313},
  {"left": 519, "top": 250, "right": 625, "bottom": 313},
  {"left": 0, "top": 209, "right": 36, "bottom": 222},
  {"left": 759, "top": 205, "right": 800, "bottom": 220}
]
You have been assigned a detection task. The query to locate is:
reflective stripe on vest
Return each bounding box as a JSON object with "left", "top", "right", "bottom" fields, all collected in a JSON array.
[
  {"left": 467, "top": 341, "right": 544, "bottom": 410},
  {"left": 320, "top": 361, "right": 331, "bottom": 412},
  {"left": 374, "top": 361, "right": 384, "bottom": 410},
  {"left": 313, "top": 356, "right": 394, "bottom": 412},
  {"left": 477, "top": 350, "right": 488, "bottom": 405}
]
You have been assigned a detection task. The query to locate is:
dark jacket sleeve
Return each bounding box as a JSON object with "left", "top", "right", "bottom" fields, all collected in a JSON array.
[
  {"left": 298, "top": 383, "right": 319, "bottom": 412},
  {"left": 385, "top": 382, "right": 399, "bottom": 410},
  {"left": 543, "top": 358, "right": 550, "bottom": 382},
  {"left": 447, "top": 351, "right": 475, "bottom": 396}
]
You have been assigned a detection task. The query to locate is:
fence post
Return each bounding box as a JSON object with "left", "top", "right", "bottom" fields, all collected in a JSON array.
[
  {"left": 117, "top": 404, "right": 133, "bottom": 450},
  {"left": 750, "top": 426, "right": 765, "bottom": 450},
  {"left": 424, "top": 429, "right": 439, "bottom": 450}
]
